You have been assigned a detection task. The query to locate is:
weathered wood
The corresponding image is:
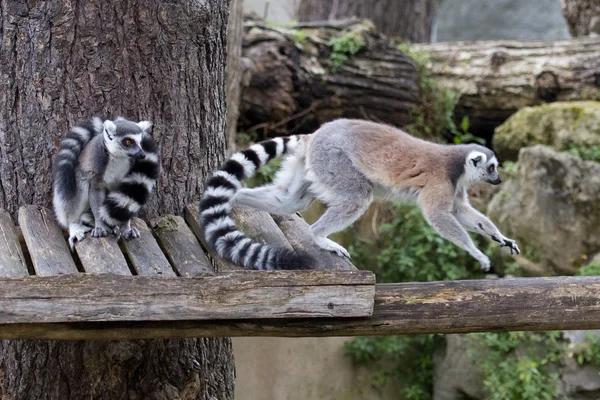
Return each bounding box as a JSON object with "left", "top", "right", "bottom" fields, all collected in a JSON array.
[
  {"left": 151, "top": 215, "right": 214, "bottom": 277},
  {"left": 4, "top": 276, "right": 600, "bottom": 340},
  {"left": 185, "top": 204, "right": 240, "bottom": 271},
  {"left": 238, "top": 19, "right": 419, "bottom": 137},
  {"left": 0, "top": 209, "right": 28, "bottom": 276},
  {"left": 232, "top": 206, "right": 294, "bottom": 249},
  {"left": 412, "top": 37, "right": 600, "bottom": 137},
  {"left": 120, "top": 218, "right": 175, "bottom": 277},
  {"left": 0, "top": 270, "right": 376, "bottom": 325},
  {"left": 18, "top": 206, "right": 78, "bottom": 276},
  {"left": 272, "top": 213, "right": 357, "bottom": 271},
  {"left": 75, "top": 236, "right": 131, "bottom": 275}
]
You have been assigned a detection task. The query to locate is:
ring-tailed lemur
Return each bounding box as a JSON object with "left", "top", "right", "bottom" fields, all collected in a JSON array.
[
  {"left": 53, "top": 117, "right": 160, "bottom": 248},
  {"left": 200, "top": 119, "right": 519, "bottom": 271}
]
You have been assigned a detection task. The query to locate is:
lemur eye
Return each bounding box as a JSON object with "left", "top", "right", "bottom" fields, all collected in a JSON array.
[
  {"left": 123, "top": 138, "right": 133, "bottom": 146},
  {"left": 488, "top": 165, "right": 495, "bottom": 173}
]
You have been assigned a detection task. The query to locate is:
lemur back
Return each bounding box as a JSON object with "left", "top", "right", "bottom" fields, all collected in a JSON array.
[
  {"left": 53, "top": 117, "right": 159, "bottom": 248},
  {"left": 200, "top": 118, "right": 519, "bottom": 271}
]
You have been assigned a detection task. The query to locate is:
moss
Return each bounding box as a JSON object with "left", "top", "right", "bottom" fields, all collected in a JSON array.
[{"left": 493, "top": 101, "right": 600, "bottom": 161}]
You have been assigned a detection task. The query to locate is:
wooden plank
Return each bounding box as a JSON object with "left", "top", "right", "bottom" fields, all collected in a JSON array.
[
  {"left": 2, "top": 275, "right": 600, "bottom": 340},
  {"left": 185, "top": 204, "right": 240, "bottom": 272},
  {"left": 75, "top": 237, "right": 131, "bottom": 275},
  {"left": 0, "top": 270, "right": 375, "bottom": 325},
  {"left": 151, "top": 215, "right": 214, "bottom": 277},
  {"left": 273, "top": 213, "right": 357, "bottom": 271},
  {"left": 120, "top": 218, "right": 175, "bottom": 277},
  {"left": 0, "top": 209, "right": 28, "bottom": 276},
  {"left": 18, "top": 205, "right": 78, "bottom": 276}
]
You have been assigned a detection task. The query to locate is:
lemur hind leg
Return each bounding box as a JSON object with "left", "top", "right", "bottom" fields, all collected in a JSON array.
[
  {"left": 234, "top": 155, "right": 315, "bottom": 214},
  {"left": 307, "top": 149, "right": 373, "bottom": 258},
  {"left": 121, "top": 219, "right": 140, "bottom": 240}
]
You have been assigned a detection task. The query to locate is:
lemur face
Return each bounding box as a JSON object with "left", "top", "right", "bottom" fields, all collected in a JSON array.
[
  {"left": 465, "top": 151, "right": 501, "bottom": 185},
  {"left": 103, "top": 120, "right": 150, "bottom": 160}
]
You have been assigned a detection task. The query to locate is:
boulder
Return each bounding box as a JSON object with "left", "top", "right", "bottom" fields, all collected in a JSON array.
[
  {"left": 488, "top": 145, "right": 600, "bottom": 275},
  {"left": 493, "top": 101, "right": 600, "bottom": 161}
]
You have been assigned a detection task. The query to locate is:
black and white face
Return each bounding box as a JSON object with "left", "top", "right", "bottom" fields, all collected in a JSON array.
[
  {"left": 465, "top": 151, "right": 501, "bottom": 185},
  {"left": 103, "top": 119, "right": 152, "bottom": 159}
]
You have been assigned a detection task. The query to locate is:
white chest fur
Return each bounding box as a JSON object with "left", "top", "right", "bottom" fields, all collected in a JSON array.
[{"left": 103, "top": 156, "right": 131, "bottom": 190}]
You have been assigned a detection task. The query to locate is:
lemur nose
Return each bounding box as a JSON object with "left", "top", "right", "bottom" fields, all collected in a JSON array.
[{"left": 136, "top": 153, "right": 146, "bottom": 160}]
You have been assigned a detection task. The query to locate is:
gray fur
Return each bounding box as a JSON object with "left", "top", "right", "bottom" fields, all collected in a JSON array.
[
  {"left": 53, "top": 117, "right": 156, "bottom": 248},
  {"left": 233, "top": 118, "right": 519, "bottom": 271}
]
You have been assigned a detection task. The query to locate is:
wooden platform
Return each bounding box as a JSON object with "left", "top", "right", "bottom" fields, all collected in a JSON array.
[{"left": 0, "top": 205, "right": 375, "bottom": 340}]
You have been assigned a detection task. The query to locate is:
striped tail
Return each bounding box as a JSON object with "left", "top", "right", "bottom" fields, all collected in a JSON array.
[
  {"left": 100, "top": 131, "right": 160, "bottom": 228},
  {"left": 199, "top": 136, "right": 315, "bottom": 270},
  {"left": 53, "top": 117, "right": 104, "bottom": 227}
]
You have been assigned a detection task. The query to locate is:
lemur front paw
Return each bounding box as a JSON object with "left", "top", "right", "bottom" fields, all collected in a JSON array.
[
  {"left": 492, "top": 235, "right": 520, "bottom": 255},
  {"left": 313, "top": 237, "right": 351, "bottom": 259},
  {"left": 479, "top": 255, "right": 491, "bottom": 272},
  {"left": 91, "top": 226, "right": 109, "bottom": 238},
  {"left": 122, "top": 227, "right": 140, "bottom": 240},
  {"left": 501, "top": 238, "right": 520, "bottom": 255}
]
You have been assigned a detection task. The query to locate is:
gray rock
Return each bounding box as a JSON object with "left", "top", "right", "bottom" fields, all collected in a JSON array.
[{"left": 488, "top": 145, "right": 600, "bottom": 275}]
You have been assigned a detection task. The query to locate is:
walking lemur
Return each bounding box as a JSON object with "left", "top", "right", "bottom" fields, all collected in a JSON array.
[{"left": 200, "top": 118, "right": 520, "bottom": 270}]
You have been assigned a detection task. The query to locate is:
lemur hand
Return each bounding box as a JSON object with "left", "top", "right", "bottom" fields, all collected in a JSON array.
[
  {"left": 500, "top": 237, "right": 520, "bottom": 255},
  {"left": 478, "top": 255, "right": 491, "bottom": 272},
  {"left": 492, "top": 235, "right": 520, "bottom": 255}
]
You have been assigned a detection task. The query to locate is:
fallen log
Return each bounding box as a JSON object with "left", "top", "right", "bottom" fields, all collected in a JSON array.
[
  {"left": 412, "top": 37, "right": 600, "bottom": 137},
  {"left": 238, "top": 19, "right": 419, "bottom": 137}
]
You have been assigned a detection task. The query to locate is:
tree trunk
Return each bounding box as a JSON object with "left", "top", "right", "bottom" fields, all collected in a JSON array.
[
  {"left": 297, "top": 0, "right": 438, "bottom": 43},
  {"left": 411, "top": 37, "right": 600, "bottom": 139},
  {"left": 238, "top": 19, "right": 419, "bottom": 138},
  {"left": 561, "top": 0, "right": 600, "bottom": 37},
  {"left": 226, "top": 0, "right": 245, "bottom": 153},
  {"left": 0, "top": 1, "right": 234, "bottom": 399}
]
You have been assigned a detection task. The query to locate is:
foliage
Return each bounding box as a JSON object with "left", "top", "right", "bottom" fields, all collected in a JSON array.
[
  {"left": 345, "top": 203, "right": 487, "bottom": 399},
  {"left": 290, "top": 30, "right": 309, "bottom": 48},
  {"left": 344, "top": 335, "right": 436, "bottom": 400},
  {"left": 328, "top": 31, "right": 364, "bottom": 72},
  {"left": 348, "top": 204, "right": 486, "bottom": 283},
  {"left": 566, "top": 144, "right": 600, "bottom": 163},
  {"left": 570, "top": 332, "right": 600, "bottom": 367},
  {"left": 467, "top": 332, "right": 567, "bottom": 400},
  {"left": 576, "top": 260, "right": 600, "bottom": 276}
]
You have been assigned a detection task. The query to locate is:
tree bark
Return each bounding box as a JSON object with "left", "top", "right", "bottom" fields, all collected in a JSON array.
[
  {"left": 0, "top": 1, "right": 234, "bottom": 399},
  {"left": 226, "top": 0, "right": 245, "bottom": 153},
  {"left": 238, "top": 19, "right": 419, "bottom": 138},
  {"left": 561, "top": 0, "right": 600, "bottom": 37},
  {"left": 297, "top": 0, "right": 438, "bottom": 43},
  {"left": 411, "top": 37, "right": 600, "bottom": 138}
]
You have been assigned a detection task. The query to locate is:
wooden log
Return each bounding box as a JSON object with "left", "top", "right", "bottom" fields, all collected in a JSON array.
[
  {"left": 3, "top": 276, "right": 600, "bottom": 340},
  {"left": 238, "top": 19, "right": 419, "bottom": 137},
  {"left": 0, "top": 270, "right": 375, "bottom": 325},
  {"left": 18, "top": 206, "right": 78, "bottom": 276},
  {"left": 151, "top": 215, "right": 215, "bottom": 277},
  {"left": 120, "top": 218, "right": 175, "bottom": 277},
  {"left": 75, "top": 236, "right": 131, "bottom": 275},
  {"left": 272, "top": 213, "right": 357, "bottom": 271},
  {"left": 411, "top": 37, "right": 600, "bottom": 137},
  {"left": 0, "top": 209, "right": 28, "bottom": 276}
]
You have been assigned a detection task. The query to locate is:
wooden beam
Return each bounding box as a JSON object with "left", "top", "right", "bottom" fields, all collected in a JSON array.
[
  {"left": 1, "top": 276, "right": 600, "bottom": 340},
  {"left": 120, "top": 218, "right": 175, "bottom": 277},
  {"left": 0, "top": 209, "right": 28, "bottom": 276},
  {"left": 0, "top": 270, "right": 375, "bottom": 325},
  {"left": 18, "top": 206, "right": 78, "bottom": 275}
]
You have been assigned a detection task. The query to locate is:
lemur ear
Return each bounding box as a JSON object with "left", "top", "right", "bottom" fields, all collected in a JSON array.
[
  {"left": 103, "top": 120, "right": 117, "bottom": 140},
  {"left": 137, "top": 120, "right": 153, "bottom": 133},
  {"left": 471, "top": 155, "right": 482, "bottom": 167}
]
